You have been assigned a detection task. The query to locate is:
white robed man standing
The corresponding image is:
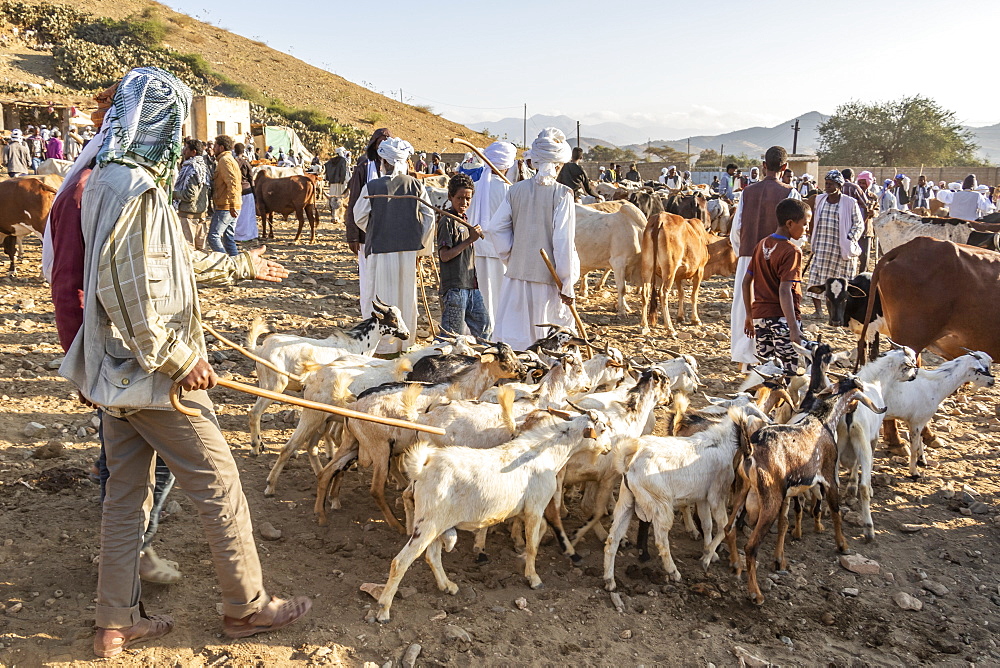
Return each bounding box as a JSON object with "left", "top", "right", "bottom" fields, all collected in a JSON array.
[
  {"left": 469, "top": 140, "right": 517, "bottom": 327},
  {"left": 352, "top": 136, "right": 434, "bottom": 354},
  {"left": 484, "top": 128, "right": 579, "bottom": 350}
]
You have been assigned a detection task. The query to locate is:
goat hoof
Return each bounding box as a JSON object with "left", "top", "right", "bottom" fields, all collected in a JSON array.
[
  {"left": 263, "top": 487, "right": 275, "bottom": 498},
  {"left": 774, "top": 568, "right": 790, "bottom": 576},
  {"left": 375, "top": 608, "right": 391, "bottom": 623},
  {"left": 751, "top": 593, "right": 765, "bottom": 606},
  {"left": 638, "top": 551, "right": 651, "bottom": 563},
  {"left": 569, "top": 553, "right": 582, "bottom": 564},
  {"left": 445, "top": 582, "right": 459, "bottom": 595},
  {"left": 668, "top": 570, "right": 682, "bottom": 583},
  {"left": 475, "top": 553, "right": 489, "bottom": 564},
  {"left": 604, "top": 579, "right": 616, "bottom": 592},
  {"left": 529, "top": 581, "right": 543, "bottom": 590}
]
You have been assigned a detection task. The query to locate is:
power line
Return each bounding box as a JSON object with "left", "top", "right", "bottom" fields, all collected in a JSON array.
[{"left": 403, "top": 92, "right": 523, "bottom": 112}]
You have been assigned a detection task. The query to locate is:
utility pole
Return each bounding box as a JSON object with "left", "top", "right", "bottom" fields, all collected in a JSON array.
[
  {"left": 523, "top": 103, "right": 527, "bottom": 149},
  {"left": 576, "top": 120, "right": 581, "bottom": 149},
  {"left": 791, "top": 119, "right": 800, "bottom": 155},
  {"left": 720, "top": 144, "right": 724, "bottom": 171},
  {"left": 399, "top": 89, "right": 403, "bottom": 104},
  {"left": 687, "top": 137, "right": 691, "bottom": 170}
]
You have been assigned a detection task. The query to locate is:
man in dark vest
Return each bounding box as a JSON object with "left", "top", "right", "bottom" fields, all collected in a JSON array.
[
  {"left": 351, "top": 136, "right": 434, "bottom": 354},
  {"left": 728, "top": 145, "right": 802, "bottom": 368}
]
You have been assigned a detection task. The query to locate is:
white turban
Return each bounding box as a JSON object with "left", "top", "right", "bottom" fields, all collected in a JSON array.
[
  {"left": 376, "top": 137, "right": 414, "bottom": 177},
  {"left": 483, "top": 141, "right": 517, "bottom": 171},
  {"left": 530, "top": 127, "right": 572, "bottom": 185},
  {"left": 335, "top": 147, "right": 347, "bottom": 158},
  {"left": 661, "top": 167, "right": 669, "bottom": 175}
]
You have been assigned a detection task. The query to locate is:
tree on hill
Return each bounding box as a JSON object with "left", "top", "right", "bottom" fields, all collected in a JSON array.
[
  {"left": 585, "top": 145, "right": 638, "bottom": 163},
  {"left": 693, "top": 149, "right": 760, "bottom": 169},
  {"left": 818, "top": 96, "right": 983, "bottom": 166},
  {"left": 642, "top": 145, "right": 692, "bottom": 166}
]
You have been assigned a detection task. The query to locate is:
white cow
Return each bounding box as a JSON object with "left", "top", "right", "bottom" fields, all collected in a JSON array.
[
  {"left": 874, "top": 209, "right": 984, "bottom": 252},
  {"left": 36, "top": 158, "right": 73, "bottom": 176},
  {"left": 574, "top": 201, "right": 646, "bottom": 315}
]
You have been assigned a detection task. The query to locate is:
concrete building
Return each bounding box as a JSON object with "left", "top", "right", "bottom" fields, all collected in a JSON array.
[{"left": 184, "top": 95, "right": 251, "bottom": 142}]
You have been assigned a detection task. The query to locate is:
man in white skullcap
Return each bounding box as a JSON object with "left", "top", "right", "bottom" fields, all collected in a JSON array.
[
  {"left": 484, "top": 128, "right": 580, "bottom": 350},
  {"left": 468, "top": 141, "right": 517, "bottom": 325},
  {"left": 353, "top": 136, "right": 435, "bottom": 353}
]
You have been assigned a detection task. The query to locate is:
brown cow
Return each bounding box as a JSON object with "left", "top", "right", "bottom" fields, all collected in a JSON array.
[
  {"left": 673, "top": 235, "right": 737, "bottom": 319},
  {"left": 639, "top": 212, "right": 710, "bottom": 335},
  {"left": 254, "top": 173, "right": 319, "bottom": 242},
  {"left": 857, "top": 236, "right": 1000, "bottom": 451},
  {"left": 0, "top": 175, "right": 61, "bottom": 273}
]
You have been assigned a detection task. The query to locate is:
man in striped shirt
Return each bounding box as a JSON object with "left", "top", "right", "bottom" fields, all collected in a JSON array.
[{"left": 57, "top": 67, "right": 311, "bottom": 658}]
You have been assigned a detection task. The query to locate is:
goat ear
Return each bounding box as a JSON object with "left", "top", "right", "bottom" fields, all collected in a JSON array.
[{"left": 480, "top": 353, "right": 496, "bottom": 364}]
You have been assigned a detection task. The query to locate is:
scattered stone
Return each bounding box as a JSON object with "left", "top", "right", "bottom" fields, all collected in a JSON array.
[
  {"left": 164, "top": 500, "right": 182, "bottom": 516},
  {"left": 314, "top": 647, "right": 332, "bottom": 658},
  {"left": 960, "top": 507, "right": 973, "bottom": 517},
  {"left": 46, "top": 357, "right": 64, "bottom": 370},
  {"left": 258, "top": 522, "right": 282, "bottom": 541},
  {"left": 900, "top": 524, "right": 924, "bottom": 533},
  {"left": 619, "top": 629, "right": 632, "bottom": 640},
  {"left": 429, "top": 611, "right": 446, "bottom": 621},
  {"left": 416, "top": 329, "right": 430, "bottom": 339},
  {"left": 23, "top": 421, "right": 46, "bottom": 438},
  {"left": 444, "top": 624, "right": 472, "bottom": 642},
  {"left": 401, "top": 643, "right": 421, "bottom": 668},
  {"left": 76, "top": 427, "right": 88, "bottom": 439},
  {"left": 6, "top": 602, "right": 22, "bottom": 615},
  {"left": 839, "top": 553, "right": 880, "bottom": 575},
  {"left": 90, "top": 416, "right": 101, "bottom": 428},
  {"left": 923, "top": 581, "right": 949, "bottom": 596},
  {"left": 689, "top": 629, "right": 710, "bottom": 639},
  {"left": 893, "top": 591, "right": 923, "bottom": 611},
  {"left": 302, "top": 277, "right": 318, "bottom": 286},
  {"left": 514, "top": 597, "right": 529, "bottom": 610},
  {"left": 53, "top": 590, "right": 63, "bottom": 598},
  {"left": 843, "top": 511, "right": 864, "bottom": 527},
  {"left": 333, "top": 278, "right": 347, "bottom": 286},
  {"left": 733, "top": 645, "right": 769, "bottom": 667},
  {"left": 397, "top": 586, "right": 418, "bottom": 600},
  {"left": 780, "top": 636, "right": 793, "bottom": 647},
  {"left": 970, "top": 501, "right": 991, "bottom": 515},
  {"left": 32, "top": 440, "right": 65, "bottom": 459},
  {"left": 841, "top": 587, "right": 859, "bottom": 597},
  {"left": 609, "top": 592, "right": 625, "bottom": 613},
  {"left": 212, "top": 351, "right": 229, "bottom": 363},
  {"left": 360, "top": 583, "right": 385, "bottom": 599},
  {"left": 676, "top": 331, "right": 693, "bottom": 340},
  {"left": 821, "top": 611, "right": 836, "bottom": 625}
]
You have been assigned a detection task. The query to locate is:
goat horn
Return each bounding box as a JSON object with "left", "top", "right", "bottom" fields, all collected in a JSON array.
[
  {"left": 655, "top": 347, "right": 682, "bottom": 358},
  {"left": 565, "top": 399, "right": 589, "bottom": 414}
]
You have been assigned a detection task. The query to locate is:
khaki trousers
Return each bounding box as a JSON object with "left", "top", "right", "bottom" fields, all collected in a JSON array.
[
  {"left": 96, "top": 390, "right": 268, "bottom": 628},
  {"left": 177, "top": 212, "right": 208, "bottom": 252}
]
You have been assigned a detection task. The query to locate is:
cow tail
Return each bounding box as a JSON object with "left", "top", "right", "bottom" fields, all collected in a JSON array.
[
  {"left": 855, "top": 248, "right": 890, "bottom": 370},
  {"left": 648, "top": 220, "right": 660, "bottom": 316}
]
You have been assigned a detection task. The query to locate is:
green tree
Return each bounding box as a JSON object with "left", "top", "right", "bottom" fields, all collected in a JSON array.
[
  {"left": 642, "top": 145, "right": 692, "bottom": 165},
  {"left": 818, "top": 96, "right": 983, "bottom": 166},
  {"left": 693, "top": 149, "right": 759, "bottom": 169},
  {"left": 585, "top": 145, "right": 638, "bottom": 163}
]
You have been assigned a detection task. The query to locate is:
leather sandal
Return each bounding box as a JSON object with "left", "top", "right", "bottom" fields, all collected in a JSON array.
[
  {"left": 94, "top": 604, "right": 174, "bottom": 658},
  {"left": 139, "top": 547, "right": 182, "bottom": 585},
  {"left": 223, "top": 596, "right": 312, "bottom": 639}
]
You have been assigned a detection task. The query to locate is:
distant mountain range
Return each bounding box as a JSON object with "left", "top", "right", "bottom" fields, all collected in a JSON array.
[{"left": 470, "top": 110, "right": 1000, "bottom": 162}]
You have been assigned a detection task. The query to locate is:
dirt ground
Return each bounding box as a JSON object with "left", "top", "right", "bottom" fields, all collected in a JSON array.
[{"left": 2, "top": 204, "right": 1000, "bottom": 668}]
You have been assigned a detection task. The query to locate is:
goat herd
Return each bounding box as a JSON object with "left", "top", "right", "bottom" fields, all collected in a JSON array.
[{"left": 234, "top": 298, "right": 995, "bottom": 623}]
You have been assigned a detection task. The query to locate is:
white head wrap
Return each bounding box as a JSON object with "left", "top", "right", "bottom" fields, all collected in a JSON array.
[
  {"left": 483, "top": 141, "right": 517, "bottom": 171},
  {"left": 335, "top": 147, "right": 347, "bottom": 158},
  {"left": 661, "top": 167, "right": 669, "bottom": 175},
  {"left": 376, "top": 136, "right": 414, "bottom": 177},
  {"left": 949, "top": 182, "right": 962, "bottom": 190},
  {"left": 529, "top": 127, "right": 572, "bottom": 185},
  {"left": 976, "top": 184, "right": 990, "bottom": 193}
]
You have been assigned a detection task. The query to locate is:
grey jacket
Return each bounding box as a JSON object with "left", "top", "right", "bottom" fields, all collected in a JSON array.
[{"left": 61, "top": 161, "right": 255, "bottom": 415}]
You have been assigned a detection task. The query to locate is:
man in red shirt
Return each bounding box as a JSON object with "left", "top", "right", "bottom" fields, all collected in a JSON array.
[{"left": 741, "top": 198, "right": 811, "bottom": 373}]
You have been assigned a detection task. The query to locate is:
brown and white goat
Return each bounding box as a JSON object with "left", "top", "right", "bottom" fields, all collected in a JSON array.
[{"left": 725, "top": 376, "right": 885, "bottom": 604}]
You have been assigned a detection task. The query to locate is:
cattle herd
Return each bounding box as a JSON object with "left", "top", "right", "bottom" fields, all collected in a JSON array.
[{"left": 2, "top": 160, "right": 999, "bottom": 647}]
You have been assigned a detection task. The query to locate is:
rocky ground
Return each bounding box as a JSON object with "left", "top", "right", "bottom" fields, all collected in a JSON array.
[{"left": 1, "top": 207, "right": 1000, "bottom": 667}]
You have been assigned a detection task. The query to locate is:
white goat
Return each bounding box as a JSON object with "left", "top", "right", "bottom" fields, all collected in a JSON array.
[
  {"left": 880, "top": 350, "right": 994, "bottom": 477},
  {"left": 836, "top": 345, "right": 919, "bottom": 540},
  {"left": 603, "top": 404, "right": 766, "bottom": 590},
  {"left": 247, "top": 299, "right": 409, "bottom": 454},
  {"left": 373, "top": 409, "right": 613, "bottom": 622}
]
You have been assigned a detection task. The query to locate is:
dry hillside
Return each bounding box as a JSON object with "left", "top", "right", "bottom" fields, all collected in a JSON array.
[{"left": 0, "top": 0, "right": 487, "bottom": 151}]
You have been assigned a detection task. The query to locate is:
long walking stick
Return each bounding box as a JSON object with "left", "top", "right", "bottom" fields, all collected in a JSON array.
[
  {"left": 416, "top": 256, "right": 438, "bottom": 338},
  {"left": 450, "top": 138, "right": 513, "bottom": 185},
  {"left": 201, "top": 322, "right": 303, "bottom": 383},
  {"left": 539, "top": 248, "right": 590, "bottom": 358},
  {"left": 169, "top": 378, "right": 446, "bottom": 434}
]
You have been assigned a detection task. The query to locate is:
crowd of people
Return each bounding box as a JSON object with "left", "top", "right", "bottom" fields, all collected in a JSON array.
[{"left": 0, "top": 123, "right": 90, "bottom": 176}]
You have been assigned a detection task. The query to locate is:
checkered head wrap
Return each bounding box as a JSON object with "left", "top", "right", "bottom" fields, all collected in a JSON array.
[{"left": 97, "top": 67, "right": 192, "bottom": 182}]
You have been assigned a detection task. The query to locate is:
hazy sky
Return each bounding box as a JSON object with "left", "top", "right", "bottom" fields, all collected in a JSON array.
[{"left": 162, "top": 0, "right": 1000, "bottom": 138}]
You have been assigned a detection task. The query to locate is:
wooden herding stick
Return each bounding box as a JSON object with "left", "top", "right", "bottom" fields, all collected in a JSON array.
[
  {"left": 201, "top": 321, "right": 303, "bottom": 383},
  {"left": 539, "top": 248, "right": 590, "bottom": 358},
  {"left": 169, "top": 379, "right": 446, "bottom": 434},
  {"left": 364, "top": 194, "right": 476, "bottom": 231},
  {"left": 451, "top": 138, "right": 513, "bottom": 185}
]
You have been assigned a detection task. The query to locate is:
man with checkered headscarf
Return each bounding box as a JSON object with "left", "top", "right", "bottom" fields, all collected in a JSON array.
[{"left": 58, "top": 67, "right": 310, "bottom": 657}]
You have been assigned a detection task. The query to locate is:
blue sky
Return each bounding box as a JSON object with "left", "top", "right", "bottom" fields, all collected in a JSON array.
[{"left": 162, "top": 0, "right": 1000, "bottom": 136}]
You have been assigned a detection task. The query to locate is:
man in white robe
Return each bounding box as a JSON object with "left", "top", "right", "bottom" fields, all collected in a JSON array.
[
  {"left": 484, "top": 128, "right": 579, "bottom": 350},
  {"left": 469, "top": 141, "right": 517, "bottom": 329},
  {"left": 352, "top": 137, "right": 434, "bottom": 354}
]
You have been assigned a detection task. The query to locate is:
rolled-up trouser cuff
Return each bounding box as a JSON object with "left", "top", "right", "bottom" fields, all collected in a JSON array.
[
  {"left": 96, "top": 603, "right": 141, "bottom": 629},
  {"left": 223, "top": 591, "right": 270, "bottom": 620}
]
